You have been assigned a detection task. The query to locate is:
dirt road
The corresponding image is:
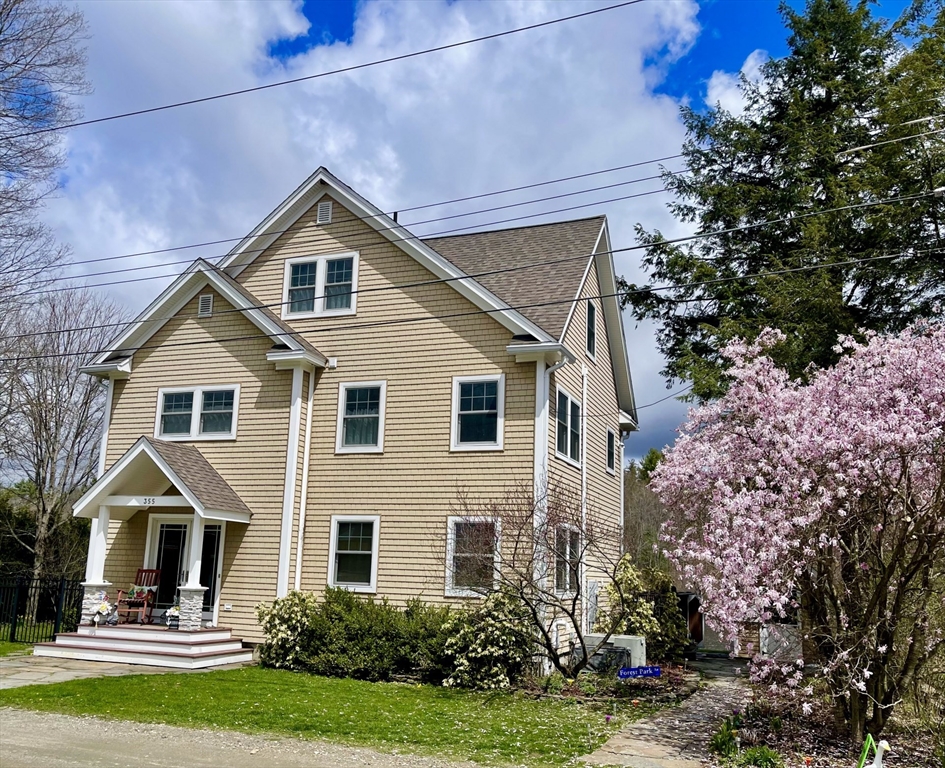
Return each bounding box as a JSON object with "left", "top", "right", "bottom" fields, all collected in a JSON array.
[{"left": 0, "top": 708, "right": 476, "bottom": 768}]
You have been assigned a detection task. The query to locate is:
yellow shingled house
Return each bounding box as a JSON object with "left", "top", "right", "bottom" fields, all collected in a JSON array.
[{"left": 35, "top": 169, "right": 636, "bottom": 668}]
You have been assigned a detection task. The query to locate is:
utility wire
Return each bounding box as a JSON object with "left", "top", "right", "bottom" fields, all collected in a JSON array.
[
  {"left": 3, "top": 246, "right": 938, "bottom": 362},
  {"left": 9, "top": 1, "right": 645, "bottom": 140},
  {"left": 838, "top": 126, "right": 945, "bottom": 155}
]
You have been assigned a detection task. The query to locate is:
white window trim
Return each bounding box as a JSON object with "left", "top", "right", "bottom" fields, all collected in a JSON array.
[
  {"left": 154, "top": 385, "right": 241, "bottom": 441},
  {"left": 554, "top": 385, "right": 582, "bottom": 468},
  {"left": 280, "top": 251, "right": 360, "bottom": 320},
  {"left": 554, "top": 524, "right": 582, "bottom": 596},
  {"left": 606, "top": 428, "right": 617, "bottom": 475},
  {"left": 335, "top": 380, "right": 387, "bottom": 454},
  {"left": 444, "top": 516, "right": 501, "bottom": 598},
  {"left": 328, "top": 514, "right": 380, "bottom": 593},
  {"left": 585, "top": 301, "right": 597, "bottom": 362},
  {"left": 450, "top": 374, "right": 505, "bottom": 452}
]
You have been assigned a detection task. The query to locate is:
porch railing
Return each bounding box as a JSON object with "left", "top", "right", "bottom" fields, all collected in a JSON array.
[{"left": 0, "top": 577, "right": 84, "bottom": 644}]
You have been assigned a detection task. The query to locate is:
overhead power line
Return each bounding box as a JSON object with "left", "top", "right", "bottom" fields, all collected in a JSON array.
[
  {"left": 3, "top": 246, "right": 938, "bottom": 361},
  {"left": 10, "top": 0, "right": 645, "bottom": 140}
]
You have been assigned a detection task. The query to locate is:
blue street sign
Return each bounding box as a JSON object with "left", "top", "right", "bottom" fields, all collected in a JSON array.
[{"left": 618, "top": 665, "right": 661, "bottom": 679}]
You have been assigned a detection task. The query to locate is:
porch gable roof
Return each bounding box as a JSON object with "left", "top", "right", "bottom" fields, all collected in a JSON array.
[{"left": 73, "top": 436, "right": 252, "bottom": 523}]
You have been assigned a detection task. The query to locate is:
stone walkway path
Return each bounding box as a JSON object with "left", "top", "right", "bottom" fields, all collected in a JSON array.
[{"left": 582, "top": 660, "right": 751, "bottom": 768}]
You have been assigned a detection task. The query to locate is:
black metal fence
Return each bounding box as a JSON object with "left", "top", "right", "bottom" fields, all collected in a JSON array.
[{"left": 0, "top": 577, "right": 84, "bottom": 644}]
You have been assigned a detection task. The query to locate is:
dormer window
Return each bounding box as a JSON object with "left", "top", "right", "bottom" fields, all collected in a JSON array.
[{"left": 282, "top": 252, "right": 359, "bottom": 320}]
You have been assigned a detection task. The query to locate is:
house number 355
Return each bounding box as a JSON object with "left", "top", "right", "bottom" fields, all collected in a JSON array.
[{"left": 142, "top": 497, "right": 156, "bottom": 506}]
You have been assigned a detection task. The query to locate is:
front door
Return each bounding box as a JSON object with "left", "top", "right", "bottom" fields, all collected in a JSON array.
[{"left": 146, "top": 517, "right": 224, "bottom": 625}]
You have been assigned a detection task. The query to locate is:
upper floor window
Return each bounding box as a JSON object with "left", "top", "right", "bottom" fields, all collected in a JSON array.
[
  {"left": 451, "top": 374, "right": 505, "bottom": 451},
  {"left": 155, "top": 385, "right": 240, "bottom": 441},
  {"left": 555, "top": 387, "right": 581, "bottom": 465},
  {"left": 446, "top": 517, "right": 498, "bottom": 597},
  {"left": 282, "top": 252, "right": 359, "bottom": 320},
  {"left": 335, "top": 381, "right": 386, "bottom": 453},
  {"left": 606, "top": 429, "right": 616, "bottom": 474},
  {"left": 586, "top": 301, "right": 597, "bottom": 359}
]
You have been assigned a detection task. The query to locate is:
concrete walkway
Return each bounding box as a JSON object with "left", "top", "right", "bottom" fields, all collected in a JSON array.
[
  {"left": 0, "top": 650, "right": 245, "bottom": 689},
  {"left": 582, "top": 659, "right": 750, "bottom": 768}
]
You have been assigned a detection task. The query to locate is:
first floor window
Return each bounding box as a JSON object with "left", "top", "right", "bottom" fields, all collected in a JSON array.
[
  {"left": 330, "top": 516, "right": 379, "bottom": 592},
  {"left": 447, "top": 518, "right": 497, "bottom": 595},
  {"left": 156, "top": 386, "right": 239, "bottom": 440},
  {"left": 556, "top": 389, "right": 581, "bottom": 463},
  {"left": 451, "top": 375, "right": 504, "bottom": 450},
  {"left": 555, "top": 527, "right": 580, "bottom": 593},
  {"left": 337, "top": 382, "right": 385, "bottom": 452}
]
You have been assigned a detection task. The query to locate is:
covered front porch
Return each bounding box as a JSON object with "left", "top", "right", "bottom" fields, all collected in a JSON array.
[{"left": 72, "top": 436, "right": 252, "bottom": 632}]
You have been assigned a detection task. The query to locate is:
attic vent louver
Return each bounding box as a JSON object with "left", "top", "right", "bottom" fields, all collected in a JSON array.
[
  {"left": 316, "top": 200, "right": 332, "bottom": 225},
  {"left": 197, "top": 294, "right": 213, "bottom": 318}
]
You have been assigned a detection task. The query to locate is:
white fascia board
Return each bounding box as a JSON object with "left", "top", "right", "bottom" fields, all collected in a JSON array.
[
  {"left": 266, "top": 349, "right": 325, "bottom": 371},
  {"left": 87, "top": 261, "right": 311, "bottom": 367},
  {"left": 506, "top": 342, "right": 575, "bottom": 365},
  {"left": 595, "top": 220, "right": 637, "bottom": 421},
  {"left": 73, "top": 437, "right": 205, "bottom": 519},
  {"left": 220, "top": 167, "right": 555, "bottom": 342},
  {"left": 199, "top": 507, "right": 251, "bottom": 524},
  {"left": 79, "top": 357, "right": 133, "bottom": 379}
]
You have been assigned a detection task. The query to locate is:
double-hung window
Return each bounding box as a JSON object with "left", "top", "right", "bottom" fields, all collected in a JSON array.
[
  {"left": 282, "top": 252, "right": 359, "bottom": 319},
  {"left": 555, "top": 527, "right": 581, "bottom": 593},
  {"left": 336, "top": 381, "right": 386, "bottom": 453},
  {"left": 329, "top": 515, "right": 379, "bottom": 592},
  {"left": 446, "top": 517, "right": 498, "bottom": 596},
  {"left": 155, "top": 386, "right": 240, "bottom": 440},
  {"left": 606, "top": 429, "right": 617, "bottom": 474},
  {"left": 555, "top": 388, "right": 581, "bottom": 464},
  {"left": 451, "top": 374, "right": 504, "bottom": 450},
  {"left": 586, "top": 301, "right": 597, "bottom": 359}
]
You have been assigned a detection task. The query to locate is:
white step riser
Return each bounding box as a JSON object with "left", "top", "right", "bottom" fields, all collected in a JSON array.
[
  {"left": 75, "top": 626, "right": 232, "bottom": 643},
  {"left": 54, "top": 636, "right": 245, "bottom": 655},
  {"left": 34, "top": 646, "right": 254, "bottom": 669}
]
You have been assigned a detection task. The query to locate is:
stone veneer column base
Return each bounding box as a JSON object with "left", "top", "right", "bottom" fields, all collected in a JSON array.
[
  {"left": 177, "top": 586, "right": 207, "bottom": 631},
  {"left": 80, "top": 582, "right": 112, "bottom": 626}
]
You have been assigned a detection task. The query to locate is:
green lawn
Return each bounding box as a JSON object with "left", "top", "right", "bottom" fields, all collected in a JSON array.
[
  {"left": 0, "top": 641, "right": 30, "bottom": 656},
  {"left": 0, "top": 666, "right": 649, "bottom": 766}
]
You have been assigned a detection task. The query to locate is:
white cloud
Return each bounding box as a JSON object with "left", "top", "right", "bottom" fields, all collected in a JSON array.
[
  {"left": 705, "top": 48, "right": 767, "bottom": 114},
  {"left": 42, "top": 0, "right": 703, "bottom": 455}
]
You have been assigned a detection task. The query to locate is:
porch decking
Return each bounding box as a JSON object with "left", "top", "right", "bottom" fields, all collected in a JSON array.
[{"left": 33, "top": 624, "right": 254, "bottom": 669}]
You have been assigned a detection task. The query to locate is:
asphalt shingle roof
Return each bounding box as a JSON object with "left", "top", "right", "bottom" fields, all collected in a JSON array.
[
  {"left": 423, "top": 216, "right": 604, "bottom": 340},
  {"left": 145, "top": 437, "right": 251, "bottom": 517}
]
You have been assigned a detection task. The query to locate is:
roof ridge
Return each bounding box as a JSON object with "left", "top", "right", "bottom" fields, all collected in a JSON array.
[{"left": 422, "top": 215, "right": 605, "bottom": 241}]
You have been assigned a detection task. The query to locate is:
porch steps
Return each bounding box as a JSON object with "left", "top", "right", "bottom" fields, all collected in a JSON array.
[{"left": 33, "top": 625, "right": 254, "bottom": 669}]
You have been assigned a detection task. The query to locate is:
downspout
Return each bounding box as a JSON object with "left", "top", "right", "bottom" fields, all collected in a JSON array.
[
  {"left": 580, "top": 363, "right": 589, "bottom": 635},
  {"left": 294, "top": 370, "right": 316, "bottom": 591}
]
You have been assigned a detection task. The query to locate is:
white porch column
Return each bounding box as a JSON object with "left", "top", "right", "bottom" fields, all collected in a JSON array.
[
  {"left": 81, "top": 506, "right": 111, "bottom": 625},
  {"left": 177, "top": 513, "right": 207, "bottom": 631}
]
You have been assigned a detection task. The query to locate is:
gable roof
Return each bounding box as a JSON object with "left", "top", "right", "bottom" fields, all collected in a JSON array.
[
  {"left": 217, "top": 167, "right": 556, "bottom": 343},
  {"left": 424, "top": 216, "right": 605, "bottom": 340},
  {"left": 84, "top": 259, "right": 325, "bottom": 371},
  {"left": 73, "top": 436, "right": 252, "bottom": 523}
]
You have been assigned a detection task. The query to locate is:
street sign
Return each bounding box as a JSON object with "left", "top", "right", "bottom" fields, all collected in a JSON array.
[{"left": 618, "top": 665, "right": 661, "bottom": 679}]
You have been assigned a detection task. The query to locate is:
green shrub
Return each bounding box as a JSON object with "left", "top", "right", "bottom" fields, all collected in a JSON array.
[
  {"left": 738, "top": 746, "right": 783, "bottom": 768},
  {"left": 642, "top": 568, "right": 690, "bottom": 662},
  {"left": 256, "top": 588, "right": 453, "bottom": 682},
  {"left": 708, "top": 718, "right": 739, "bottom": 757},
  {"left": 442, "top": 592, "right": 535, "bottom": 690},
  {"left": 542, "top": 672, "right": 567, "bottom": 694}
]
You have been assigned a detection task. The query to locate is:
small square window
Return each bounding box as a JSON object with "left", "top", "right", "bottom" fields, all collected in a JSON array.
[
  {"left": 586, "top": 302, "right": 597, "bottom": 359},
  {"left": 555, "top": 527, "right": 581, "bottom": 593},
  {"left": 329, "top": 515, "right": 379, "bottom": 592},
  {"left": 336, "top": 381, "right": 386, "bottom": 453},
  {"left": 556, "top": 388, "right": 581, "bottom": 465},
  {"left": 451, "top": 375, "right": 504, "bottom": 451},
  {"left": 446, "top": 517, "right": 498, "bottom": 596}
]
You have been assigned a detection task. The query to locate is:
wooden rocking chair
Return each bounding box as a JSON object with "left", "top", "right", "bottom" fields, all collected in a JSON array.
[{"left": 116, "top": 569, "right": 161, "bottom": 624}]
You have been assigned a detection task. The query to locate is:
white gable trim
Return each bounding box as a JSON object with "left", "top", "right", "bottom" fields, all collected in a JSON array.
[
  {"left": 219, "top": 167, "right": 555, "bottom": 342},
  {"left": 87, "top": 261, "right": 325, "bottom": 368}
]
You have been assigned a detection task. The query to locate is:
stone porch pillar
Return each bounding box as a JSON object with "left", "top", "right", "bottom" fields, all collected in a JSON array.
[{"left": 178, "top": 513, "right": 206, "bottom": 631}]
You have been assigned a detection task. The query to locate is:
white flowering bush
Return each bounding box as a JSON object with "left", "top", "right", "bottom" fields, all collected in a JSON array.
[
  {"left": 256, "top": 590, "right": 319, "bottom": 670},
  {"left": 442, "top": 592, "right": 535, "bottom": 690}
]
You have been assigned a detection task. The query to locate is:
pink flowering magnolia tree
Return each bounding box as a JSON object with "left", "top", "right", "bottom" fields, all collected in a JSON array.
[{"left": 653, "top": 321, "right": 945, "bottom": 739}]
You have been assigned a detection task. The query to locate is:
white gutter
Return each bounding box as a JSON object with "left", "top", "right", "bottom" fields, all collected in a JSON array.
[{"left": 294, "top": 370, "right": 316, "bottom": 591}]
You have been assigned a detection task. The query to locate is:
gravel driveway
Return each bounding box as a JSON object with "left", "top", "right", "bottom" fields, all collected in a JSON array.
[{"left": 0, "top": 708, "right": 479, "bottom": 768}]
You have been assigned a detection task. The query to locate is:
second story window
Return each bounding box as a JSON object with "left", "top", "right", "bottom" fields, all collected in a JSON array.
[
  {"left": 336, "top": 381, "right": 386, "bottom": 453},
  {"left": 451, "top": 374, "right": 505, "bottom": 451},
  {"left": 606, "top": 429, "right": 616, "bottom": 474},
  {"left": 586, "top": 301, "right": 597, "bottom": 359},
  {"left": 556, "top": 388, "right": 581, "bottom": 465},
  {"left": 282, "top": 252, "right": 359, "bottom": 320},
  {"left": 156, "top": 386, "right": 240, "bottom": 441}
]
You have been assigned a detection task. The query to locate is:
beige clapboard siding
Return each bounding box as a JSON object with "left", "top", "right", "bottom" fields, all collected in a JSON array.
[
  {"left": 547, "top": 256, "right": 623, "bottom": 589},
  {"left": 102, "top": 289, "right": 294, "bottom": 638},
  {"left": 236, "top": 198, "right": 535, "bottom": 607}
]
